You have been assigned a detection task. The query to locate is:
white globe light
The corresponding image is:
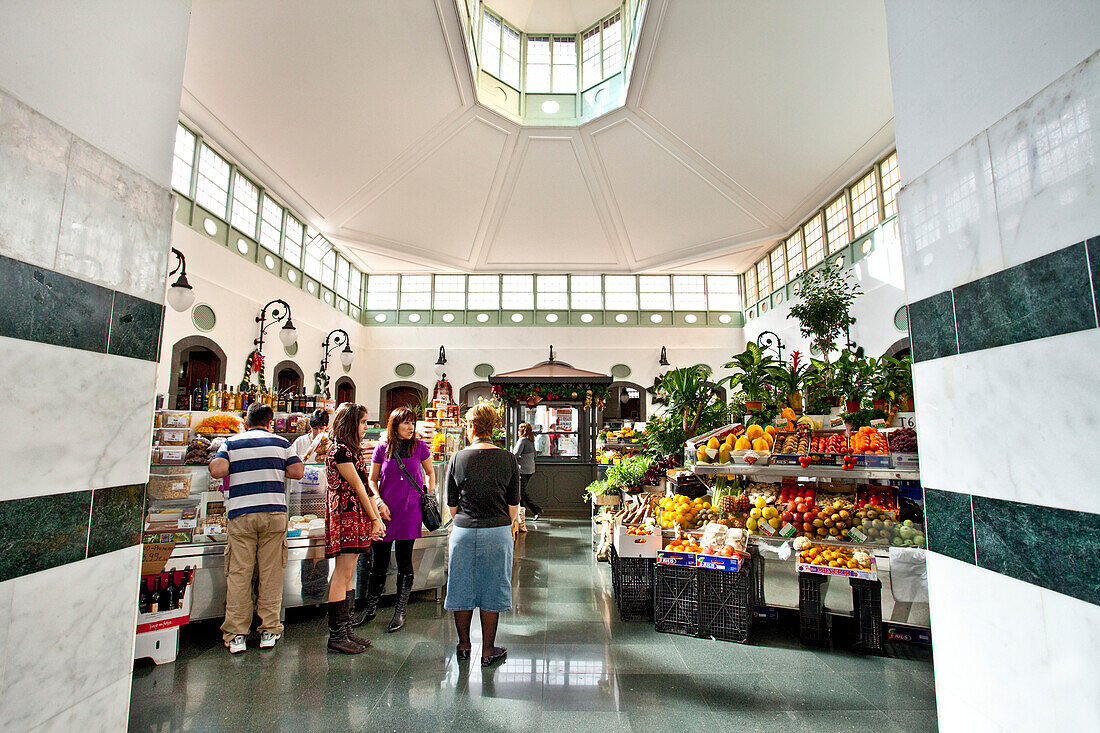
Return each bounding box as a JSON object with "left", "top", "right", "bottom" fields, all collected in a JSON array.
[
  {"left": 340, "top": 348, "right": 354, "bottom": 368},
  {"left": 434, "top": 362, "right": 446, "bottom": 377},
  {"left": 278, "top": 323, "right": 297, "bottom": 347},
  {"left": 166, "top": 283, "right": 195, "bottom": 312}
]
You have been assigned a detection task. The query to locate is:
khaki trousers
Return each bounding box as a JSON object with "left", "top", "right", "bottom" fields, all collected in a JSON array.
[{"left": 221, "top": 511, "right": 288, "bottom": 643}]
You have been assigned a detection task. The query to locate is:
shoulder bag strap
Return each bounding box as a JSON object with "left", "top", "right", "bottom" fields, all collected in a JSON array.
[{"left": 394, "top": 452, "right": 425, "bottom": 494}]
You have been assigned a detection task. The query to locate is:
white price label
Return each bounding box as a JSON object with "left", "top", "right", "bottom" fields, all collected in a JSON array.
[
  {"left": 830, "top": 416, "right": 844, "bottom": 428},
  {"left": 870, "top": 418, "right": 887, "bottom": 428},
  {"left": 847, "top": 527, "right": 868, "bottom": 543},
  {"left": 758, "top": 520, "right": 777, "bottom": 536},
  {"left": 779, "top": 523, "right": 797, "bottom": 538}
]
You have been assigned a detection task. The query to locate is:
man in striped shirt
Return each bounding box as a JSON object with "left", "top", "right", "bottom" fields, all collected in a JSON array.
[{"left": 209, "top": 402, "right": 304, "bottom": 653}]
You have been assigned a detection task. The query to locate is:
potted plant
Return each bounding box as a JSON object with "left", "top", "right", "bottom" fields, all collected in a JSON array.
[
  {"left": 831, "top": 348, "right": 874, "bottom": 412},
  {"left": 719, "top": 343, "right": 782, "bottom": 412},
  {"left": 648, "top": 364, "right": 726, "bottom": 438},
  {"left": 583, "top": 479, "right": 620, "bottom": 505},
  {"left": 788, "top": 266, "right": 863, "bottom": 368},
  {"left": 891, "top": 355, "right": 914, "bottom": 411},
  {"left": 772, "top": 350, "right": 810, "bottom": 412}
]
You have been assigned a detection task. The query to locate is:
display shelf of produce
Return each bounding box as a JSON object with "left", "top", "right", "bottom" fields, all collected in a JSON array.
[
  {"left": 601, "top": 442, "right": 644, "bottom": 449},
  {"left": 692, "top": 463, "right": 919, "bottom": 481}
]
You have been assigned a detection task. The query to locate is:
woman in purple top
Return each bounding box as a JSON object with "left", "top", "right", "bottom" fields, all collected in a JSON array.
[{"left": 363, "top": 406, "right": 435, "bottom": 632}]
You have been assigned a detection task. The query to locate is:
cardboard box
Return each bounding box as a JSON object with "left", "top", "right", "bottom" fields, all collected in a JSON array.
[
  {"left": 613, "top": 525, "right": 660, "bottom": 558},
  {"left": 892, "top": 452, "right": 919, "bottom": 468},
  {"left": 796, "top": 553, "right": 878, "bottom": 580},
  {"left": 141, "top": 543, "right": 175, "bottom": 576},
  {"left": 136, "top": 576, "right": 192, "bottom": 634},
  {"left": 851, "top": 453, "right": 893, "bottom": 468},
  {"left": 656, "top": 549, "right": 698, "bottom": 567},
  {"left": 696, "top": 553, "right": 744, "bottom": 572}
]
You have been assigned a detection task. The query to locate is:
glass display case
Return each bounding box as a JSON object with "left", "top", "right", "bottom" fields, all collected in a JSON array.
[{"left": 520, "top": 403, "right": 582, "bottom": 459}]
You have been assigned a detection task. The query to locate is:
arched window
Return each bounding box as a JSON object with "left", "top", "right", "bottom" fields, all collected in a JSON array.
[
  {"left": 334, "top": 376, "right": 356, "bottom": 406},
  {"left": 272, "top": 360, "right": 304, "bottom": 394},
  {"left": 605, "top": 381, "right": 646, "bottom": 421}
]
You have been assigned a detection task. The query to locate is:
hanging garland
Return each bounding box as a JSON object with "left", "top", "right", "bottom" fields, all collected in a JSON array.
[
  {"left": 491, "top": 382, "right": 609, "bottom": 409},
  {"left": 314, "top": 370, "right": 331, "bottom": 397},
  {"left": 239, "top": 350, "right": 266, "bottom": 392}
]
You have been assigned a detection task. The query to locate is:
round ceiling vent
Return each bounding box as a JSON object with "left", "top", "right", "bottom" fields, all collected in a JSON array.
[
  {"left": 394, "top": 363, "right": 415, "bottom": 378},
  {"left": 610, "top": 364, "right": 631, "bottom": 379},
  {"left": 894, "top": 305, "right": 909, "bottom": 332},
  {"left": 473, "top": 363, "right": 495, "bottom": 378},
  {"left": 191, "top": 304, "right": 216, "bottom": 332}
]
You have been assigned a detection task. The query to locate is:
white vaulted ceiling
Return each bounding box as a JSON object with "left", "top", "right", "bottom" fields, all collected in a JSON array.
[{"left": 181, "top": 0, "right": 894, "bottom": 274}]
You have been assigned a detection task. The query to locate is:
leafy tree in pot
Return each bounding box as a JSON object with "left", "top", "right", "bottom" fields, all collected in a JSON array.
[{"left": 787, "top": 266, "right": 863, "bottom": 378}]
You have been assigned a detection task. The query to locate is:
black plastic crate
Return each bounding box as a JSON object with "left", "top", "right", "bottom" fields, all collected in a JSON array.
[
  {"left": 850, "top": 578, "right": 884, "bottom": 653},
  {"left": 654, "top": 563, "right": 699, "bottom": 636},
  {"left": 798, "top": 572, "right": 830, "bottom": 646},
  {"left": 610, "top": 547, "right": 655, "bottom": 621},
  {"left": 749, "top": 544, "right": 766, "bottom": 607},
  {"left": 698, "top": 562, "right": 754, "bottom": 643}
]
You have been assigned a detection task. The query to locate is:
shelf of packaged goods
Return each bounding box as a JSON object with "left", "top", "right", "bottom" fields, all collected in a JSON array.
[{"left": 692, "top": 463, "right": 919, "bottom": 482}]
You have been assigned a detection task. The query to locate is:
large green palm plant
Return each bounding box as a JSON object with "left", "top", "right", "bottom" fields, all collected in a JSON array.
[
  {"left": 648, "top": 364, "right": 721, "bottom": 437},
  {"left": 719, "top": 342, "right": 783, "bottom": 403}
]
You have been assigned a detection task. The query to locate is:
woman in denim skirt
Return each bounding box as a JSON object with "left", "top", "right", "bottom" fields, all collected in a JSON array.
[{"left": 444, "top": 403, "right": 520, "bottom": 666}]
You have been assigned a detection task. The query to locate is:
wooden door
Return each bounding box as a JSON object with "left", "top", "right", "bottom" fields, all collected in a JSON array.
[{"left": 385, "top": 386, "right": 422, "bottom": 420}]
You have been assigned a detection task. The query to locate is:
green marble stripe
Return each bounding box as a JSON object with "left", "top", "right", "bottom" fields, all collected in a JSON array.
[
  {"left": 0, "top": 484, "right": 147, "bottom": 582},
  {"left": 922, "top": 488, "right": 975, "bottom": 565},
  {"left": 0, "top": 253, "right": 163, "bottom": 362},
  {"left": 907, "top": 291, "right": 958, "bottom": 362}
]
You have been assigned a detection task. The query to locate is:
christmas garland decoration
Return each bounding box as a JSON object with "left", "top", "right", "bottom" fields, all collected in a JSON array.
[
  {"left": 314, "top": 369, "right": 331, "bottom": 397},
  {"left": 491, "top": 382, "right": 610, "bottom": 409},
  {"left": 239, "top": 350, "right": 266, "bottom": 391}
]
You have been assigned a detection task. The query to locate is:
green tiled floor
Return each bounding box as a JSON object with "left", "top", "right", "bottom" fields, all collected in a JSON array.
[{"left": 129, "top": 519, "right": 938, "bottom": 732}]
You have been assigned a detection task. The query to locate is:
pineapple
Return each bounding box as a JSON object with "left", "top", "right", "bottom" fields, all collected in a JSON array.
[
  {"left": 734, "top": 494, "right": 751, "bottom": 513},
  {"left": 719, "top": 494, "right": 736, "bottom": 513}
]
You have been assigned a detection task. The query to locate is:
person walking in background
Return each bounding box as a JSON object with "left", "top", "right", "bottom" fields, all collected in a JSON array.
[
  {"left": 445, "top": 403, "right": 520, "bottom": 667},
  {"left": 362, "top": 407, "right": 434, "bottom": 632},
  {"left": 209, "top": 403, "right": 305, "bottom": 654},
  {"left": 324, "top": 403, "right": 386, "bottom": 654},
  {"left": 292, "top": 408, "right": 330, "bottom": 462},
  {"left": 511, "top": 422, "right": 540, "bottom": 531}
]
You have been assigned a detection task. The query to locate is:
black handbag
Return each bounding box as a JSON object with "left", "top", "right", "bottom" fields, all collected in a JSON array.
[{"left": 395, "top": 455, "right": 443, "bottom": 531}]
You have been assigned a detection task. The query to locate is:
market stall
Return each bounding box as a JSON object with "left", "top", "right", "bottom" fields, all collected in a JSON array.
[{"left": 489, "top": 351, "right": 611, "bottom": 516}]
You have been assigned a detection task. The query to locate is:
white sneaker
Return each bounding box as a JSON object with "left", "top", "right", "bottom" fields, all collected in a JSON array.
[
  {"left": 259, "top": 631, "right": 280, "bottom": 649},
  {"left": 225, "top": 635, "right": 246, "bottom": 654}
]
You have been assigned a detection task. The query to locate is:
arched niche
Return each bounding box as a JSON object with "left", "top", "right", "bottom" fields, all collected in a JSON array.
[
  {"left": 334, "top": 376, "right": 356, "bottom": 406},
  {"left": 604, "top": 381, "right": 646, "bottom": 421},
  {"left": 705, "top": 382, "right": 727, "bottom": 403},
  {"left": 459, "top": 381, "right": 493, "bottom": 409},
  {"left": 167, "top": 336, "right": 227, "bottom": 410},
  {"left": 379, "top": 380, "right": 427, "bottom": 424},
  {"left": 884, "top": 337, "right": 911, "bottom": 359},
  {"left": 272, "top": 360, "right": 304, "bottom": 393}
]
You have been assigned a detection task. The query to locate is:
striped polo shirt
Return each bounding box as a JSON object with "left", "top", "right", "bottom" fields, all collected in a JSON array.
[{"left": 213, "top": 429, "right": 302, "bottom": 519}]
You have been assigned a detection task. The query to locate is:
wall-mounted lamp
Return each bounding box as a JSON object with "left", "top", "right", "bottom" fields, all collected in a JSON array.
[
  {"left": 254, "top": 299, "right": 297, "bottom": 352},
  {"left": 166, "top": 248, "right": 196, "bottom": 312},
  {"left": 658, "top": 346, "right": 671, "bottom": 375},
  {"left": 434, "top": 346, "right": 447, "bottom": 377},
  {"left": 756, "top": 331, "right": 785, "bottom": 362},
  {"left": 321, "top": 328, "right": 354, "bottom": 377}
]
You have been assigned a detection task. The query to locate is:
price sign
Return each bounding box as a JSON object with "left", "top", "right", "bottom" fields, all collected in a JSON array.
[
  {"left": 896, "top": 413, "right": 917, "bottom": 429},
  {"left": 847, "top": 527, "right": 868, "bottom": 543},
  {"left": 830, "top": 416, "right": 844, "bottom": 428},
  {"left": 774, "top": 415, "right": 788, "bottom": 427},
  {"left": 779, "top": 523, "right": 797, "bottom": 538},
  {"left": 758, "top": 520, "right": 777, "bottom": 536},
  {"left": 870, "top": 418, "right": 887, "bottom": 428}
]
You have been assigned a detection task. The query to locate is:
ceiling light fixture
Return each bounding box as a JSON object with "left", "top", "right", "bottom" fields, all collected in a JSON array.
[{"left": 166, "top": 248, "right": 196, "bottom": 312}]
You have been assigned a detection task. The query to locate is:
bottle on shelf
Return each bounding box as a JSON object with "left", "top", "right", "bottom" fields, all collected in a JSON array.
[
  {"left": 138, "top": 578, "right": 150, "bottom": 614},
  {"left": 160, "top": 572, "right": 176, "bottom": 610},
  {"left": 148, "top": 576, "right": 164, "bottom": 613},
  {"left": 211, "top": 383, "right": 221, "bottom": 411}
]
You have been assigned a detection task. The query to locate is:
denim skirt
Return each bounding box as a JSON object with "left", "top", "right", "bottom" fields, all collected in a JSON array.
[{"left": 445, "top": 525, "right": 513, "bottom": 612}]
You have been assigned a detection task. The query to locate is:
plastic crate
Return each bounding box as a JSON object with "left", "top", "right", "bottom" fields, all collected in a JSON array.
[
  {"left": 654, "top": 564, "right": 699, "bottom": 637},
  {"left": 610, "top": 547, "right": 655, "bottom": 621},
  {"left": 798, "top": 572, "right": 830, "bottom": 646},
  {"left": 850, "top": 578, "right": 885, "bottom": 654},
  {"left": 698, "top": 562, "right": 754, "bottom": 643},
  {"left": 749, "top": 544, "right": 766, "bottom": 607}
]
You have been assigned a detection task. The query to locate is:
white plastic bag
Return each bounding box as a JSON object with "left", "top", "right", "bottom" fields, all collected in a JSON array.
[{"left": 889, "top": 547, "right": 929, "bottom": 602}]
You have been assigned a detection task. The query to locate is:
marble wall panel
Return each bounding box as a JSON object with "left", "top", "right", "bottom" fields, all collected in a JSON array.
[
  {"left": 88, "top": 485, "right": 144, "bottom": 559},
  {"left": 921, "top": 488, "right": 975, "bottom": 564},
  {"left": 0, "top": 579, "right": 12, "bottom": 695},
  {"left": 912, "top": 328, "right": 1100, "bottom": 514},
  {"left": 897, "top": 132, "right": 1003, "bottom": 302},
  {"left": 989, "top": 51, "right": 1100, "bottom": 269},
  {"left": 0, "top": 545, "right": 140, "bottom": 731},
  {"left": 107, "top": 292, "right": 164, "bottom": 362},
  {"left": 952, "top": 242, "right": 1096, "bottom": 353},
  {"left": 0, "top": 337, "right": 155, "bottom": 501},
  {"left": 0, "top": 491, "right": 90, "bottom": 583},
  {"left": 0, "top": 91, "right": 70, "bottom": 270},
  {"left": 55, "top": 138, "right": 172, "bottom": 303},
  {"left": 0, "top": 254, "right": 113, "bottom": 352},
  {"left": 28, "top": 675, "right": 132, "bottom": 733},
  {"left": 1041, "top": 589, "right": 1100, "bottom": 730},
  {"left": 1088, "top": 236, "right": 1100, "bottom": 308},
  {"left": 906, "top": 290, "right": 958, "bottom": 362},
  {"left": 926, "top": 553, "right": 1050, "bottom": 731}
]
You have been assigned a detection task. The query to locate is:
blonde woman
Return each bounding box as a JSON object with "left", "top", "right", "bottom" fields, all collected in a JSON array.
[
  {"left": 444, "top": 404, "right": 520, "bottom": 666},
  {"left": 511, "top": 422, "right": 541, "bottom": 529}
]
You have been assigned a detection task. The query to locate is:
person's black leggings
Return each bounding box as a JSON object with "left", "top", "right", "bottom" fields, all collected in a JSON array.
[
  {"left": 371, "top": 538, "right": 415, "bottom": 576},
  {"left": 519, "top": 473, "right": 542, "bottom": 515}
]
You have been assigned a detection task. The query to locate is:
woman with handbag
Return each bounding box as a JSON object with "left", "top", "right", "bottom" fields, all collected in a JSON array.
[{"left": 365, "top": 406, "right": 435, "bottom": 632}]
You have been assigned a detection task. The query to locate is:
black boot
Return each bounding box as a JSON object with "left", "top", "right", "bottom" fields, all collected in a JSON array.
[
  {"left": 344, "top": 591, "right": 372, "bottom": 647},
  {"left": 387, "top": 573, "right": 414, "bottom": 632},
  {"left": 327, "top": 598, "right": 366, "bottom": 654},
  {"left": 352, "top": 571, "right": 386, "bottom": 628}
]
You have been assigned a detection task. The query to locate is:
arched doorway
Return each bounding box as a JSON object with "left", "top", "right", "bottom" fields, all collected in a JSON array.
[
  {"left": 334, "top": 376, "right": 356, "bottom": 407},
  {"left": 167, "top": 336, "right": 227, "bottom": 410},
  {"left": 272, "top": 360, "right": 304, "bottom": 394},
  {"left": 605, "top": 381, "right": 646, "bottom": 421},
  {"left": 705, "top": 382, "right": 727, "bottom": 403},
  {"left": 459, "top": 381, "right": 493, "bottom": 410},
  {"left": 884, "top": 338, "right": 911, "bottom": 359},
  {"left": 379, "top": 381, "right": 427, "bottom": 424}
]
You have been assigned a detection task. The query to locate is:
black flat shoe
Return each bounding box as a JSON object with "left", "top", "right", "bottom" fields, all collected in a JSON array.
[
  {"left": 456, "top": 645, "right": 471, "bottom": 661},
  {"left": 481, "top": 647, "right": 507, "bottom": 667}
]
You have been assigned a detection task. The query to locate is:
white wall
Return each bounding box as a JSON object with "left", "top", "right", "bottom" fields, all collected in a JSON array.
[
  {"left": 743, "top": 220, "right": 909, "bottom": 360},
  {"left": 162, "top": 221, "right": 747, "bottom": 419}
]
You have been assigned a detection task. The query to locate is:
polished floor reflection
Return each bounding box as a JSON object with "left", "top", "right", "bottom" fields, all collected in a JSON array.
[{"left": 129, "top": 519, "right": 938, "bottom": 732}]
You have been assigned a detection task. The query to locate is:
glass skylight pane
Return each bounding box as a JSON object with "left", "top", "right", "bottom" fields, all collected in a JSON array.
[
  {"left": 581, "top": 27, "right": 601, "bottom": 89},
  {"left": 707, "top": 275, "right": 741, "bottom": 311},
  {"left": 501, "top": 24, "right": 521, "bottom": 88},
  {"left": 171, "top": 124, "right": 196, "bottom": 195},
  {"left": 604, "top": 275, "right": 637, "bottom": 310},
  {"left": 769, "top": 245, "right": 787, "bottom": 290},
  {"left": 850, "top": 171, "right": 880, "bottom": 238},
  {"left": 526, "top": 36, "right": 551, "bottom": 93},
  {"left": 825, "top": 194, "right": 850, "bottom": 253},
  {"left": 639, "top": 275, "right": 671, "bottom": 309},
  {"left": 433, "top": 275, "right": 466, "bottom": 309},
  {"left": 786, "top": 230, "right": 805, "bottom": 279},
  {"left": 602, "top": 13, "right": 622, "bottom": 78},
  {"left": 399, "top": 274, "right": 431, "bottom": 309},
  {"left": 336, "top": 257, "right": 350, "bottom": 298},
  {"left": 303, "top": 235, "right": 326, "bottom": 280},
  {"left": 229, "top": 172, "right": 259, "bottom": 238},
  {"left": 321, "top": 250, "right": 337, "bottom": 288},
  {"left": 258, "top": 194, "right": 283, "bottom": 253},
  {"left": 535, "top": 275, "right": 568, "bottom": 309},
  {"left": 672, "top": 275, "right": 706, "bottom": 310},
  {"left": 366, "top": 275, "right": 399, "bottom": 310},
  {"left": 742, "top": 269, "right": 758, "bottom": 307},
  {"left": 194, "top": 143, "right": 230, "bottom": 218},
  {"left": 804, "top": 213, "right": 825, "bottom": 267},
  {"left": 570, "top": 275, "right": 602, "bottom": 309},
  {"left": 348, "top": 268, "right": 362, "bottom": 306},
  {"left": 552, "top": 36, "right": 577, "bottom": 94},
  {"left": 501, "top": 274, "right": 534, "bottom": 309},
  {"left": 481, "top": 12, "right": 501, "bottom": 76},
  {"left": 467, "top": 275, "right": 500, "bottom": 309},
  {"left": 881, "top": 152, "right": 900, "bottom": 218},
  {"left": 282, "top": 217, "right": 304, "bottom": 268},
  {"left": 755, "top": 259, "right": 771, "bottom": 296}
]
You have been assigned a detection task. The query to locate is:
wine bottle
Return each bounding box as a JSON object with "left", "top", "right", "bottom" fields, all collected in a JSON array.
[
  {"left": 160, "top": 572, "right": 176, "bottom": 610},
  {"left": 149, "top": 576, "right": 163, "bottom": 613},
  {"left": 138, "top": 577, "right": 150, "bottom": 614}
]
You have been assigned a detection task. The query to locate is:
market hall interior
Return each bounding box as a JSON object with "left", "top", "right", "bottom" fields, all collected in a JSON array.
[{"left": 0, "top": 1, "right": 1097, "bottom": 732}]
